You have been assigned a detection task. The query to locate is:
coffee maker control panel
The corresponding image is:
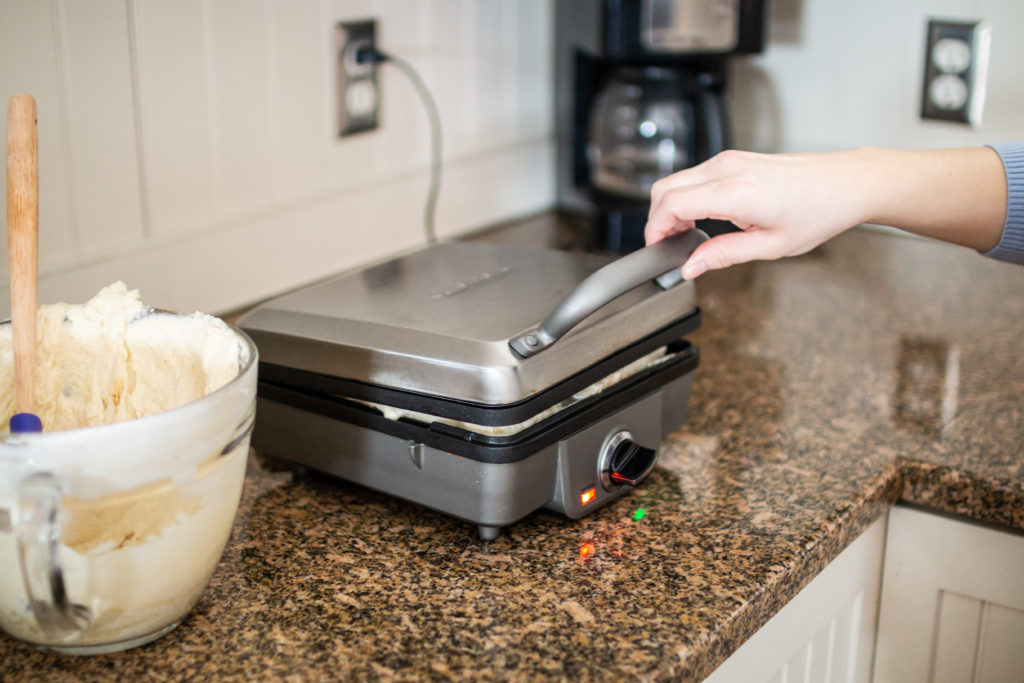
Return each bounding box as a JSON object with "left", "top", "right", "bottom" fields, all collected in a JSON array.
[{"left": 642, "top": 0, "right": 740, "bottom": 54}]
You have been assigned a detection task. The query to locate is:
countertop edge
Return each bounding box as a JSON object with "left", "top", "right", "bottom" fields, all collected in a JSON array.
[
  {"left": 671, "top": 462, "right": 904, "bottom": 682},
  {"left": 897, "top": 457, "right": 1024, "bottom": 534}
]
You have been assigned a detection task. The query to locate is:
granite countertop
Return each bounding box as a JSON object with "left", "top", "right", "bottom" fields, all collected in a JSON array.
[{"left": 4, "top": 214, "right": 1024, "bottom": 681}]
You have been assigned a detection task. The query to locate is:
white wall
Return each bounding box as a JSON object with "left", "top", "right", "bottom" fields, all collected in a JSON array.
[
  {"left": 6, "top": 0, "right": 1019, "bottom": 315},
  {"left": 729, "top": 0, "right": 1024, "bottom": 154},
  {"left": 0, "top": 0, "right": 554, "bottom": 315}
]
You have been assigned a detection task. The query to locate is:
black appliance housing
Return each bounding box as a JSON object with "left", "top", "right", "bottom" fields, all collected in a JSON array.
[{"left": 555, "top": 0, "right": 768, "bottom": 250}]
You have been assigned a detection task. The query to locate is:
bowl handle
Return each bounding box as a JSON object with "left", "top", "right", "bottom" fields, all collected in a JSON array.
[
  {"left": 14, "top": 472, "right": 91, "bottom": 639},
  {"left": 509, "top": 229, "right": 707, "bottom": 358}
]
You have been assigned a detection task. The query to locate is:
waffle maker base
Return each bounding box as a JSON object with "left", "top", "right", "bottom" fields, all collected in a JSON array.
[{"left": 253, "top": 339, "right": 697, "bottom": 540}]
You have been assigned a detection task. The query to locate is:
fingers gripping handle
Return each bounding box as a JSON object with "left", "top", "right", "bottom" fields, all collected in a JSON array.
[{"left": 509, "top": 229, "right": 708, "bottom": 358}]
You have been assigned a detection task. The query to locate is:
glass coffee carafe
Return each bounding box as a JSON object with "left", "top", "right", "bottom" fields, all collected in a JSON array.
[{"left": 587, "top": 65, "right": 725, "bottom": 200}]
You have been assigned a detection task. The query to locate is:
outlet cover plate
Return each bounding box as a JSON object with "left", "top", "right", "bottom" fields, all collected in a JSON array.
[
  {"left": 920, "top": 19, "right": 990, "bottom": 127},
  {"left": 336, "top": 19, "right": 379, "bottom": 136}
]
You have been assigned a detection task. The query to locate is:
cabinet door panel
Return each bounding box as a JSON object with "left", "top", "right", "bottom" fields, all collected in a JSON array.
[
  {"left": 873, "top": 506, "right": 1024, "bottom": 683},
  {"left": 932, "top": 591, "right": 983, "bottom": 683},
  {"left": 976, "top": 603, "right": 1024, "bottom": 683},
  {"left": 704, "top": 516, "right": 885, "bottom": 683}
]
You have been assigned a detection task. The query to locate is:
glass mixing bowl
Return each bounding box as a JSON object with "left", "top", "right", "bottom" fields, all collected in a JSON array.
[{"left": 0, "top": 323, "right": 257, "bottom": 654}]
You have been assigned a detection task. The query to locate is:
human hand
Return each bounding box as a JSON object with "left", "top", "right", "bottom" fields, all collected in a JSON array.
[
  {"left": 645, "top": 149, "right": 873, "bottom": 279},
  {"left": 645, "top": 146, "right": 1006, "bottom": 279}
]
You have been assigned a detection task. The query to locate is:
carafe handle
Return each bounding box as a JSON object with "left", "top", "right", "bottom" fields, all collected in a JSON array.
[
  {"left": 14, "top": 471, "right": 91, "bottom": 639},
  {"left": 509, "top": 229, "right": 707, "bottom": 358}
]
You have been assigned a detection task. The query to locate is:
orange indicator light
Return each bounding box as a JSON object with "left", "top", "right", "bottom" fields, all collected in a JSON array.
[
  {"left": 580, "top": 542, "right": 595, "bottom": 560},
  {"left": 580, "top": 487, "right": 597, "bottom": 506}
]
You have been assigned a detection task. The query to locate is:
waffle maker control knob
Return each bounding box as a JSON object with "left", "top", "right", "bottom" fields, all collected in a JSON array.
[{"left": 599, "top": 430, "right": 657, "bottom": 490}]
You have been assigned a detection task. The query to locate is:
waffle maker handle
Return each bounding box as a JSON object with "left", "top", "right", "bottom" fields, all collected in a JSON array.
[{"left": 509, "top": 228, "right": 708, "bottom": 358}]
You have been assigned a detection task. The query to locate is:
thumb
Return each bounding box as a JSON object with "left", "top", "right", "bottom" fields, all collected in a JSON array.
[{"left": 682, "top": 230, "right": 779, "bottom": 279}]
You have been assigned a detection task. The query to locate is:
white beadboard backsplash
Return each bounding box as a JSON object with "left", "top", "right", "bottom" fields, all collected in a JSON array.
[{"left": 0, "top": 0, "right": 554, "bottom": 315}]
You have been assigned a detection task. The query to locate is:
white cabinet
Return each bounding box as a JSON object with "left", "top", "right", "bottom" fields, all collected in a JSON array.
[
  {"left": 704, "top": 516, "right": 886, "bottom": 683},
  {"left": 702, "top": 505, "right": 1024, "bottom": 683},
  {"left": 873, "top": 506, "right": 1024, "bottom": 683},
  {"left": 705, "top": 506, "right": 1024, "bottom": 682}
]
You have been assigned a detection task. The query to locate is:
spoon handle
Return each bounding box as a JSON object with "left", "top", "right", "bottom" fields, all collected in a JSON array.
[{"left": 7, "top": 94, "right": 39, "bottom": 416}]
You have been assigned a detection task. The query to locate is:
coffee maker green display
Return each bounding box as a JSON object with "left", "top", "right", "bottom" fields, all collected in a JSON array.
[{"left": 555, "top": 0, "right": 767, "bottom": 250}]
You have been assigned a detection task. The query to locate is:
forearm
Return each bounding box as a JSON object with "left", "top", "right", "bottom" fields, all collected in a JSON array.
[{"left": 853, "top": 146, "right": 1006, "bottom": 251}]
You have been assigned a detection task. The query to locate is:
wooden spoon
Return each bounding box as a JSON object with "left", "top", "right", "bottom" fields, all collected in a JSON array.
[{"left": 7, "top": 93, "right": 42, "bottom": 433}]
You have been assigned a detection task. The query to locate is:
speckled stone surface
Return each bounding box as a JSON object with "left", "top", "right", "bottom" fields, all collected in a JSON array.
[{"left": 3, "top": 216, "right": 1024, "bottom": 681}]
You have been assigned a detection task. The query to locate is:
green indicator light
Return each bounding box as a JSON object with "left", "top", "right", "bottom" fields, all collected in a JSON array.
[{"left": 633, "top": 508, "right": 646, "bottom": 522}]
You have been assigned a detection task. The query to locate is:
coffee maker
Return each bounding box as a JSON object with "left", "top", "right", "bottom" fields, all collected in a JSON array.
[{"left": 555, "top": 0, "right": 768, "bottom": 250}]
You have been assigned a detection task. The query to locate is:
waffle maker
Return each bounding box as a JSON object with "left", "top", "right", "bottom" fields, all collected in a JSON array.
[{"left": 240, "top": 229, "right": 706, "bottom": 539}]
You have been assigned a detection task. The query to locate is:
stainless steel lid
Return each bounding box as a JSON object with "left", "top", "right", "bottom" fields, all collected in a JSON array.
[{"left": 240, "top": 232, "right": 704, "bottom": 405}]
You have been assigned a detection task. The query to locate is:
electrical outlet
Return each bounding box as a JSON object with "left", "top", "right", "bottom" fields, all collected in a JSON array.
[
  {"left": 920, "top": 19, "right": 990, "bottom": 126},
  {"left": 336, "top": 19, "right": 379, "bottom": 136}
]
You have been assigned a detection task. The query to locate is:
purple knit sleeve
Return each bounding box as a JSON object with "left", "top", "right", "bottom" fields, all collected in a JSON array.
[{"left": 982, "top": 142, "right": 1024, "bottom": 265}]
